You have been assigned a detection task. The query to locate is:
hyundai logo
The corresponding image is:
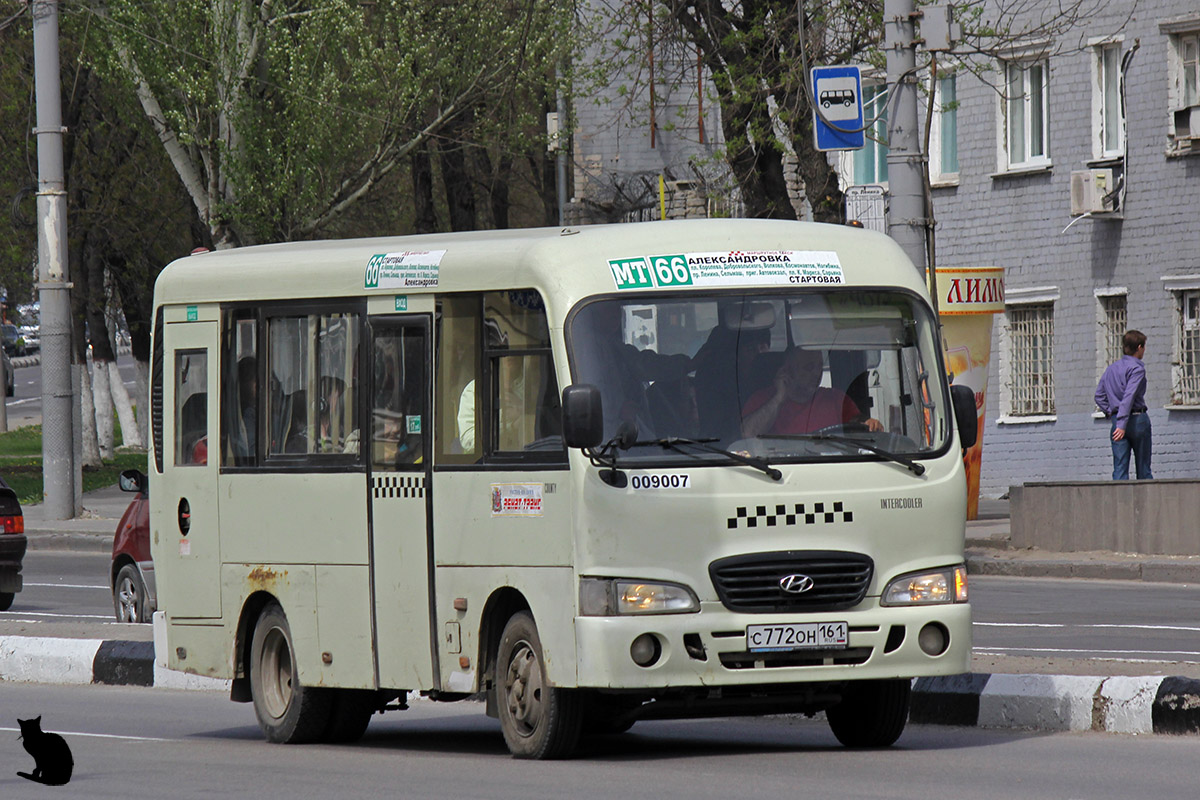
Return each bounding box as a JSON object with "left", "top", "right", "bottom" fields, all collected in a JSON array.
[{"left": 779, "top": 574, "right": 815, "bottom": 594}]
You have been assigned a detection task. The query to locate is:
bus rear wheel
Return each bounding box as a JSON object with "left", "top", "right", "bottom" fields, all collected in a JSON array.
[
  {"left": 826, "top": 679, "right": 910, "bottom": 748},
  {"left": 495, "top": 611, "right": 583, "bottom": 759},
  {"left": 250, "top": 602, "right": 332, "bottom": 743}
]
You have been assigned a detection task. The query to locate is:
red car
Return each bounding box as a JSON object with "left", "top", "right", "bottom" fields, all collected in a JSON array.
[
  {"left": 111, "top": 469, "right": 155, "bottom": 623},
  {"left": 0, "top": 476, "right": 26, "bottom": 611}
]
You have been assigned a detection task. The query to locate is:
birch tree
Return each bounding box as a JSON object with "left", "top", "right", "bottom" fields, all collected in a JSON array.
[{"left": 91, "top": 0, "right": 575, "bottom": 247}]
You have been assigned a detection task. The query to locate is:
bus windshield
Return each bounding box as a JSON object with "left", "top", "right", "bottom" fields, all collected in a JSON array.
[{"left": 567, "top": 290, "right": 950, "bottom": 464}]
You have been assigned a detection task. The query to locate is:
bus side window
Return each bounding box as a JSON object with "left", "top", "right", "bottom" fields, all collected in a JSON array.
[
  {"left": 266, "top": 312, "right": 360, "bottom": 458},
  {"left": 174, "top": 350, "right": 208, "bottom": 466},
  {"left": 484, "top": 291, "right": 563, "bottom": 456},
  {"left": 435, "top": 296, "right": 481, "bottom": 464},
  {"left": 221, "top": 312, "right": 258, "bottom": 467}
]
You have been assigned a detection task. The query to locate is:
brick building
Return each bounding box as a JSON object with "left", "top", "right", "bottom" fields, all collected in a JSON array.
[{"left": 568, "top": 0, "right": 1200, "bottom": 495}]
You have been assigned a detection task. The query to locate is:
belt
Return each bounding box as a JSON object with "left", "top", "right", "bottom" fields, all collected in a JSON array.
[{"left": 1130, "top": 409, "right": 1145, "bottom": 415}]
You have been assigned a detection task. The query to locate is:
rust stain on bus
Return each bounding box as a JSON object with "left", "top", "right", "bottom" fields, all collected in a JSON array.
[{"left": 247, "top": 566, "right": 286, "bottom": 586}]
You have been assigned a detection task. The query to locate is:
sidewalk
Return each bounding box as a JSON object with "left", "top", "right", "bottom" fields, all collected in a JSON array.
[
  {"left": 22, "top": 482, "right": 133, "bottom": 553},
  {"left": 6, "top": 488, "right": 1200, "bottom": 736}
]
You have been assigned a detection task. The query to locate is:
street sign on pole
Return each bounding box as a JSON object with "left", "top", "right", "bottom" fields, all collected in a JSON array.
[{"left": 811, "top": 65, "right": 865, "bottom": 152}]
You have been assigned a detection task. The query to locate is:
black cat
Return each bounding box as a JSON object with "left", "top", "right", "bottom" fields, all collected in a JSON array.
[{"left": 16, "top": 716, "right": 73, "bottom": 786}]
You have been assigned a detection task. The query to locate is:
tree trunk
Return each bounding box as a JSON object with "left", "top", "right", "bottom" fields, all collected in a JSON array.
[
  {"left": 108, "top": 360, "right": 143, "bottom": 449},
  {"left": 78, "top": 362, "right": 103, "bottom": 468},
  {"left": 411, "top": 143, "right": 437, "bottom": 234},
  {"left": 437, "top": 114, "right": 478, "bottom": 231},
  {"left": 783, "top": 88, "right": 844, "bottom": 223},
  {"left": 135, "top": 358, "right": 150, "bottom": 448}
]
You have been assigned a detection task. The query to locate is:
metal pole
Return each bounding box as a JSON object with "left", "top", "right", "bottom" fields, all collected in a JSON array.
[
  {"left": 883, "top": 0, "right": 927, "bottom": 275},
  {"left": 32, "top": 0, "right": 76, "bottom": 519},
  {"left": 555, "top": 81, "right": 568, "bottom": 226}
]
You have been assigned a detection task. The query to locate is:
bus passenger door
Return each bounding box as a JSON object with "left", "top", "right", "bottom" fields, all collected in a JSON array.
[
  {"left": 368, "top": 316, "right": 436, "bottom": 690},
  {"left": 159, "top": 318, "right": 221, "bottom": 619}
]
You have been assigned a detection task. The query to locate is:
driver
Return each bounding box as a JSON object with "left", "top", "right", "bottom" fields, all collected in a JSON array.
[{"left": 740, "top": 347, "right": 883, "bottom": 437}]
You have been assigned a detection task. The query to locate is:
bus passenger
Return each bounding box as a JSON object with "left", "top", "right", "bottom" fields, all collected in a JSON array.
[{"left": 741, "top": 347, "right": 883, "bottom": 437}]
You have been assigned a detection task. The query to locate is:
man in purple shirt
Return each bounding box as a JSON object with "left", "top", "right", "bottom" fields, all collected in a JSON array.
[{"left": 1094, "top": 330, "right": 1152, "bottom": 480}]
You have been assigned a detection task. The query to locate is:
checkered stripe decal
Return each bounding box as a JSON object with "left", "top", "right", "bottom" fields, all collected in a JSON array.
[
  {"left": 373, "top": 476, "right": 425, "bottom": 499},
  {"left": 727, "top": 502, "right": 852, "bottom": 529}
]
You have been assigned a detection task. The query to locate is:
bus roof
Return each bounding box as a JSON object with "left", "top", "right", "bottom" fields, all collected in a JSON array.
[{"left": 153, "top": 219, "right": 928, "bottom": 316}]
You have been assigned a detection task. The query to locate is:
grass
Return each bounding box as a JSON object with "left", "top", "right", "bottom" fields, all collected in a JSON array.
[{"left": 0, "top": 424, "right": 149, "bottom": 506}]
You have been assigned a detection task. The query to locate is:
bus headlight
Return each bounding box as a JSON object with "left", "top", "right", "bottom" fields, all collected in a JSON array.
[
  {"left": 881, "top": 565, "right": 968, "bottom": 606},
  {"left": 580, "top": 578, "right": 700, "bottom": 616}
]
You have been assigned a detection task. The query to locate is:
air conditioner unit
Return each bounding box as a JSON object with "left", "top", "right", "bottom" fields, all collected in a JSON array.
[
  {"left": 1174, "top": 106, "right": 1200, "bottom": 140},
  {"left": 1070, "top": 169, "right": 1116, "bottom": 215}
]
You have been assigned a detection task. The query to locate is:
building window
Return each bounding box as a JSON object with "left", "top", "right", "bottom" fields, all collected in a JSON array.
[
  {"left": 1166, "top": 28, "right": 1200, "bottom": 149},
  {"left": 1002, "top": 60, "right": 1050, "bottom": 169},
  {"left": 853, "top": 83, "right": 889, "bottom": 184},
  {"left": 930, "top": 72, "right": 958, "bottom": 182},
  {"left": 1094, "top": 43, "right": 1125, "bottom": 158},
  {"left": 1179, "top": 33, "right": 1200, "bottom": 107},
  {"left": 1099, "top": 293, "right": 1127, "bottom": 368},
  {"left": 1177, "top": 290, "right": 1200, "bottom": 405},
  {"left": 1095, "top": 292, "right": 1126, "bottom": 413},
  {"left": 1007, "top": 304, "right": 1055, "bottom": 415}
]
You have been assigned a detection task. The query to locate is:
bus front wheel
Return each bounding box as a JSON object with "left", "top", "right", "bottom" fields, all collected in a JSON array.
[
  {"left": 250, "top": 602, "right": 332, "bottom": 743},
  {"left": 494, "top": 611, "right": 583, "bottom": 759},
  {"left": 826, "top": 678, "right": 910, "bottom": 748}
]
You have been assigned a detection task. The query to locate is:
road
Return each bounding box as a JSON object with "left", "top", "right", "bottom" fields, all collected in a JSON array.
[
  {"left": 3, "top": 353, "right": 141, "bottom": 430},
  {"left": 7, "top": 552, "right": 1200, "bottom": 676},
  {"left": 0, "top": 681, "right": 1195, "bottom": 800}
]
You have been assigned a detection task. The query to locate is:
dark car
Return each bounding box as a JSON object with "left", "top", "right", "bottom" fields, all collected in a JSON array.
[
  {"left": 2, "top": 346, "right": 12, "bottom": 397},
  {"left": 1, "top": 323, "right": 22, "bottom": 357},
  {"left": 111, "top": 469, "right": 155, "bottom": 623},
  {"left": 0, "top": 476, "right": 26, "bottom": 611}
]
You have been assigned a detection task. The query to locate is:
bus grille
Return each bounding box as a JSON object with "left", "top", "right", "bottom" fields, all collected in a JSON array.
[{"left": 708, "top": 551, "right": 874, "bottom": 613}]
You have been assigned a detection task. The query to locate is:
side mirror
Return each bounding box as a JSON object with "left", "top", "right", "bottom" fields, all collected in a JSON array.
[
  {"left": 562, "top": 384, "right": 604, "bottom": 449},
  {"left": 119, "top": 468, "right": 148, "bottom": 497},
  {"left": 949, "top": 384, "right": 978, "bottom": 450}
]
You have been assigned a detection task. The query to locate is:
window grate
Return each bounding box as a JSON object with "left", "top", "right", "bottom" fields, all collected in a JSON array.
[
  {"left": 1009, "top": 304, "right": 1055, "bottom": 415},
  {"left": 1101, "top": 295, "right": 1127, "bottom": 367},
  {"left": 1179, "top": 291, "right": 1200, "bottom": 405}
]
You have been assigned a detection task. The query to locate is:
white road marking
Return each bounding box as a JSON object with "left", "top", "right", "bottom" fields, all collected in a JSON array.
[
  {"left": 975, "top": 621, "right": 1200, "bottom": 633},
  {"left": 25, "top": 583, "right": 109, "bottom": 590},
  {"left": 0, "top": 618, "right": 113, "bottom": 623},
  {"left": 976, "top": 645, "right": 1200, "bottom": 658},
  {"left": 0, "top": 726, "right": 170, "bottom": 743}
]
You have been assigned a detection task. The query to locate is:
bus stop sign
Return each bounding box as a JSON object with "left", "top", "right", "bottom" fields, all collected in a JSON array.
[{"left": 811, "top": 65, "right": 865, "bottom": 152}]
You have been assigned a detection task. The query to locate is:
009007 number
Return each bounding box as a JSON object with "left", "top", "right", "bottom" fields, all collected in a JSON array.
[{"left": 629, "top": 474, "right": 690, "bottom": 490}]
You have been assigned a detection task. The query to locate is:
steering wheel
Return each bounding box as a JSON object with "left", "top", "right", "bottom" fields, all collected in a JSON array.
[{"left": 810, "top": 421, "right": 870, "bottom": 436}]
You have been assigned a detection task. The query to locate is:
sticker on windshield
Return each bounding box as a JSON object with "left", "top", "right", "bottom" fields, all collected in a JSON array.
[
  {"left": 629, "top": 474, "right": 691, "bottom": 490},
  {"left": 365, "top": 250, "right": 445, "bottom": 290},
  {"left": 608, "top": 251, "right": 843, "bottom": 291}
]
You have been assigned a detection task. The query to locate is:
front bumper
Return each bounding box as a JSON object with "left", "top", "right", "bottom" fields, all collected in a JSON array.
[
  {"left": 0, "top": 533, "right": 27, "bottom": 593},
  {"left": 575, "top": 599, "right": 971, "bottom": 689}
]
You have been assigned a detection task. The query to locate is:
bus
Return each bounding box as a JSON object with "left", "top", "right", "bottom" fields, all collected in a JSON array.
[{"left": 148, "top": 219, "right": 977, "bottom": 759}]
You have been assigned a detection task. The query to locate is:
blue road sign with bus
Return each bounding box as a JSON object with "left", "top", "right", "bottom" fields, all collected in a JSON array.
[{"left": 812, "top": 65, "right": 865, "bottom": 152}]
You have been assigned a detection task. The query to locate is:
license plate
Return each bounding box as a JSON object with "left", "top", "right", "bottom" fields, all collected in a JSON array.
[{"left": 746, "top": 622, "right": 849, "bottom": 652}]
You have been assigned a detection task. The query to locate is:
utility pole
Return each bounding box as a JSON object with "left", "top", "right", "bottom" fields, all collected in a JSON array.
[
  {"left": 883, "top": 0, "right": 927, "bottom": 276},
  {"left": 32, "top": 0, "right": 76, "bottom": 519}
]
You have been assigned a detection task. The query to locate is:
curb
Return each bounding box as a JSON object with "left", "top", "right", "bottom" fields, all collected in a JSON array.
[
  {"left": 2, "top": 634, "right": 1200, "bottom": 736},
  {"left": 0, "top": 635, "right": 229, "bottom": 692},
  {"left": 966, "top": 549, "right": 1200, "bottom": 584},
  {"left": 913, "top": 673, "right": 1200, "bottom": 735}
]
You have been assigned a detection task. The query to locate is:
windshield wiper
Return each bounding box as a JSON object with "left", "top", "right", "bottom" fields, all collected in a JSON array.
[
  {"left": 635, "top": 437, "right": 782, "bottom": 481},
  {"left": 766, "top": 433, "right": 926, "bottom": 476}
]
